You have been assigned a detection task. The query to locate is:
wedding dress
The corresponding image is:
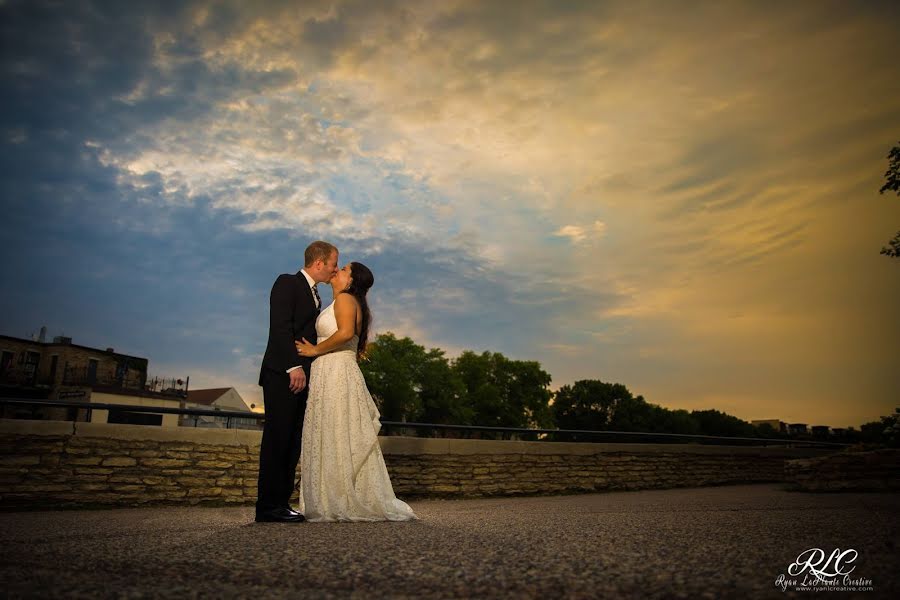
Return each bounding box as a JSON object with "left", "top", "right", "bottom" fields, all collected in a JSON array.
[{"left": 298, "top": 301, "right": 417, "bottom": 522}]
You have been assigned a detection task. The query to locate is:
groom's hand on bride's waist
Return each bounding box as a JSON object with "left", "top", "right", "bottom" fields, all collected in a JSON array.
[{"left": 288, "top": 368, "right": 306, "bottom": 394}]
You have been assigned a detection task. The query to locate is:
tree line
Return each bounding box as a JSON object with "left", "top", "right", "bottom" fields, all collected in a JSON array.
[{"left": 359, "top": 333, "right": 896, "bottom": 445}]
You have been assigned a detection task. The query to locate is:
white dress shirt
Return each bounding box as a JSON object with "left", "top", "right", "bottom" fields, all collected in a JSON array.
[{"left": 300, "top": 268, "right": 319, "bottom": 307}]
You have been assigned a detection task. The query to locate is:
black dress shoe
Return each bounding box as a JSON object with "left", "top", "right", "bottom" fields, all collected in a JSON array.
[
  {"left": 255, "top": 507, "right": 306, "bottom": 523},
  {"left": 283, "top": 506, "right": 304, "bottom": 518}
]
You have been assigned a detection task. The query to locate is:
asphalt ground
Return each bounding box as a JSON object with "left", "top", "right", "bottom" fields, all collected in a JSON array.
[{"left": 1, "top": 483, "right": 897, "bottom": 599}]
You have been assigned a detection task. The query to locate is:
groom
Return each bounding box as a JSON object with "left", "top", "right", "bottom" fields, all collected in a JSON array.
[{"left": 256, "top": 240, "right": 339, "bottom": 523}]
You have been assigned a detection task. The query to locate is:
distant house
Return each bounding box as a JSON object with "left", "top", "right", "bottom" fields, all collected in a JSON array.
[
  {"left": 187, "top": 387, "right": 249, "bottom": 411},
  {"left": 810, "top": 425, "right": 831, "bottom": 437},
  {"left": 89, "top": 387, "right": 185, "bottom": 427},
  {"left": 788, "top": 423, "right": 809, "bottom": 436},
  {"left": 73, "top": 387, "right": 258, "bottom": 429},
  {"left": 184, "top": 387, "right": 259, "bottom": 430}
]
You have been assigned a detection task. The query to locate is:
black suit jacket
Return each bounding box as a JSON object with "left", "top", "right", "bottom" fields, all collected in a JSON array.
[{"left": 258, "top": 271, "right": 319, "bottom": 386}]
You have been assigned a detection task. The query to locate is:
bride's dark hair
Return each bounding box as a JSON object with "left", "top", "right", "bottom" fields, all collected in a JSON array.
[{"left": 341, "top": 262, "right": 374, "bottom": 357}]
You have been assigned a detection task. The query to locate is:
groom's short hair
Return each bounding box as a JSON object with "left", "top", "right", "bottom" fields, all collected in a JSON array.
[{"left": 304, "top": 241, "right": 337, "bottom": 266}]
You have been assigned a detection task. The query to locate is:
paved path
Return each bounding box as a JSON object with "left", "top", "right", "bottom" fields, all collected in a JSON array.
[{"left": 1, "top": 484, "right": 897, "bottom": 599}]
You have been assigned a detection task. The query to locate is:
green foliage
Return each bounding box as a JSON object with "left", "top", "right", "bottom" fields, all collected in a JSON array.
[
  {"left": 359, "top": 333, "right": 425, "bottom": 422},
  {"left": 552, "top": 380, "right": 621, "bottom": 431},
  {"left": 552, "top": 379, "right": 782, "bottom": 440},
  {"left": 753, "top": 422, "right": 781, "bottom": 439},
  {"left": 858, "top": 408, "right": 900, "bottom": 448},
  {"left": 360, "top": 335, "right": 861, "bottom": 442},
  {"left": 878, "top": 142, "right": 900, "bottom": 258},
  {"left": 654, "top": 408, "right": 702, "bottom": 436},
  {"left": 879, "top": 142, "right": 900, "bottom": 196},
  {"left": 419, "top": 348, "right": 470, "bottom": 425},
  {"left": 690, "top": 409, "right": 758, "bottom": 438},
  {"left": 552, "top": 380, "right": 701, "bottom": 439},
  {"left": 880, "top": 232, "right": 900, "bottom": 259},
  {"left": 360, "top": 334, "right": 553, "bottom": 431},
  {"left": 453, "top": 351, "right": 553, "bottom": 429},
  {"left": 608, "top": 394, "right": 657, "bottom": 432}
]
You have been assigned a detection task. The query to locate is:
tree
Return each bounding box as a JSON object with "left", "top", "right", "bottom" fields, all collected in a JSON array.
[
  {"left": 551, "top": 379, "right": 688, "bottom": 439},
  {"left": 358, "top": 333, "right": 425, "bottom": 422},
  {"left": 753, "top": 422, "right": 783, "bottom": 439},
  {"left": 690, "top": 409, "right": 756, "bottom": 438},
  {"left": 858, "top": 408, "right": 900, "bottom": 448},
  {"left": 878, "top": 142, "right": 900, "bottom": 258},
  {"left": 418, "top": 348, "right": 470, "bottom": 426},
  {"left": 552, "top": 380, "right": 620, "bottom": 432},
  {"left": 360, "top": 332, "right": 472, "bottom": 430},
  {"left": 654, "top": 408, "right": 702, "bottom": 436},
  {"left": 452, "top": 351, "right": 553, "bottom": 429},
  {"left": 608, "top": 394, "right": 658, "bottom": 432}
]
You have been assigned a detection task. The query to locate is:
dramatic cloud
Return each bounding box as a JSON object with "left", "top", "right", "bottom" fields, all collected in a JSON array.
[
  {"left": 1, "top": 0, "right": 898, "bottom": 425},
  {"left": 555, "top": 222, "right": 607, "bottom": 244}
]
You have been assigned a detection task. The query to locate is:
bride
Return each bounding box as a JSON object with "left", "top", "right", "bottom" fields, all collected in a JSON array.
[{"left": 294, "top": 262, "right": 417, "bottom": 522}]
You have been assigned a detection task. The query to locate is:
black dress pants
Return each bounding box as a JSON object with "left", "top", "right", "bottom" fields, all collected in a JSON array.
[{"left": 256, "top": 368, "right": 307, "bottom": 512}]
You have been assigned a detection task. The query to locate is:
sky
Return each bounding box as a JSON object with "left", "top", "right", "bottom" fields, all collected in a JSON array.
[{"left": 1, "top": 0, "right": 898, "bottom": 428}]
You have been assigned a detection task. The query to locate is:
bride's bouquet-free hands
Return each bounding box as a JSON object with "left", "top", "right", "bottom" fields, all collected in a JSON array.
[{"left": 295, "top": 338, "right": 320, "bottom": 358}]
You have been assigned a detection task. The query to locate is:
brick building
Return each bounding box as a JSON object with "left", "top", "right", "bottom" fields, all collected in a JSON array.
[
  {"left": 0, "top": 333, "right": 150, "bottom": 420},
  {"left": 0, "top": 334, "right": 147, "bottom": 396},
  {"left": 0, "top": 332, "right": 257, "bottom": 429}
]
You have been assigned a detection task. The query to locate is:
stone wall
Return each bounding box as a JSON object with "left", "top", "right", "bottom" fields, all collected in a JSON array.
[
  {"left": 785, "top": 448, "right": 900, "bottom": 491},
  {"left": 0, "top": 419, "right": 835, "bottom": 509}
]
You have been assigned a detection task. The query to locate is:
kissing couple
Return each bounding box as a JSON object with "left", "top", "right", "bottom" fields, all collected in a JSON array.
[{"left": 255, "top": 240, "right": 417, "bottom": 523}]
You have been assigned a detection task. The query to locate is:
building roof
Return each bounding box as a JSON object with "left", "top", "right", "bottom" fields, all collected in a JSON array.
[
  {"left": 0, "top": 333, "right": 148, "bottom": 363},
  {"left": 187, "top": 387, "right": 233, "bottom": 406},
  {"left": 90, "top": 385, "right": 186, "bottom": 402}
]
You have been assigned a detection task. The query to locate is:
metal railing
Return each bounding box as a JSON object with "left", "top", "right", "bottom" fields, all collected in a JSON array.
[
  {"left": 0, "top": 398, "right": 851, "bottom": 447},
  {"left": 378, "top": 422, "right": 849, "bottom": 447},
  {"left": 0, "top": 398, "right": 261, "bottom": 430}
]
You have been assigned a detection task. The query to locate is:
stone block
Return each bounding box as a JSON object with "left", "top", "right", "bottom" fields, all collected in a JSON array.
[
  {"left": 131, "top": 450, "right": 163, "bottom": 458},
  {"left": 195, "top": 461, "right": 234, "bottom": 469},
  {"left": 140, "top": 458, "right": 191, "bottom": 468},
  {"left": 65, "top": 457, "right": 103, "bottom": 466},
  {"left": 427, "top": 484, "right": 460, "bottom": 493},
  {"left": 0, "top": 455, "right": 41, "bottom": 466},
  {"left": 188, "top": 487, "right": 223, "bottom": 497},
  {"left": 176, "top": 477, "right": 215, "bottom": 487},
  {"left": 160, "top": 444, "right": 199, "bottom": 452},
  {"left": 112, "top": 485, "right": 145, "bottom": 493},
  {"left": 163, "top": 452, "right": 193, "bottom": 460},
  {"left": 63, "top": 446, "right": 93, "bottom": 456},
  {"left": 181, "top": 469, "right": 226, "bottom": 478},
  {"left": 71, "top": 473, "right": 109, "bottom": 483},
  {"left": 12, "top": 483, "right": 71, "bottom": 492},
  {"left": 78, "top": 484, "right": 110, "bottom": 491},
  {"left": 102, "top": 457, "right": 138, "bottom": 467},
  {"left": 216, "top": 477, "right": 244, "bottom": 487}
]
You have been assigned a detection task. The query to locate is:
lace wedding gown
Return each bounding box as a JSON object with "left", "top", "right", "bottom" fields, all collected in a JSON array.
[{"left": 298, "top": 302, "right": 417, "bottom": 522}]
